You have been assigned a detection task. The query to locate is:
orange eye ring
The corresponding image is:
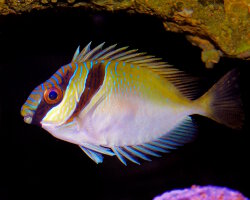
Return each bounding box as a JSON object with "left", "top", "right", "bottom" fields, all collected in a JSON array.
[{"left": 44, "top": 87, "right": 63, "bottom": 104}]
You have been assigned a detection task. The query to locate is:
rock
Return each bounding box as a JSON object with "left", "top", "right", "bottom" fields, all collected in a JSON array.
[{"left": 0, "top": 0, "right": 249, "bottom": 67}]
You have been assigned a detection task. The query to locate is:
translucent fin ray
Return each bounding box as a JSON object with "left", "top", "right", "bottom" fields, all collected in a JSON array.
[
  {"left": 110, "top": 49, "right": 139, "bottom": 61},
  {"left": 92, "top": 44, "right": 117, "bottom": 60},
  {"left": 72, "top": 46, "right": 80, "bottom": 62},
  {"left": 112, "top": 147, "right": 127, "bottom": 165},
  {"left": 75, "top": 41, "right": 92, "bottom": 62},
  {"left": 123, "top": 146, "right": 151, "bottom": 161},
  {"left": 132, "top": 146, "right": 162, "bottom": 157},
  {"left": 79, "top": 146, "right": 103, "bottom": 164},
  {"left": 150, "top": 141, "right": 177, "bottom": 150},
  {"left": 141, "top": 143, "right": 169, "bottom": 153},
  {"left": 155, "top": 138, "right": 181, "bottom": 147},
  {"left": 81, "top": 42, "right": 105, "bottom": 62},
  {"left": 131, "top": 57, "right": 161, "bottom": 64},
  {"left": 116, "top": 147, "right": 140, "bottom": 165},
  {"left": 99, "top": 46, "right": 129, "bottom": 60},
  {"left": 115, "top": 52, "right": 146, "bottom": 61},
  {"left": 81, "top": 142, "right": 115, "bottom": 156}
]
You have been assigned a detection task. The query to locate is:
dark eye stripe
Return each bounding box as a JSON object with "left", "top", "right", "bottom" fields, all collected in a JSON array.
[{"left": 66, "top": 61, "right": 106, "bottom": 122}]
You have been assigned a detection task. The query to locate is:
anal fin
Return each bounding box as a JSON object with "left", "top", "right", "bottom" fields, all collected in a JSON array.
[
  {"left": 79, "top": 116, "right": 197, "bottom": 165},
  {"left": 110, "top": 116, "right": 197, "bottom": 165},
  {"left": 161, "top": 116, "right": 197, "bottom": 145},
  {"left": 79, "top": 146, "right": 103, "bottom": 164},
  {"left": 81, "top": 142, "right": 115, "bottom": 156}
]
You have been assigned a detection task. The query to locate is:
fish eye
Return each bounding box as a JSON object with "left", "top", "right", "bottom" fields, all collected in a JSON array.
[
  {"left": 49, "top": 91, "right": 58, "bottom": 100},
  {"left": 44, "top": 87, "right": 63, "bottom": 104}
]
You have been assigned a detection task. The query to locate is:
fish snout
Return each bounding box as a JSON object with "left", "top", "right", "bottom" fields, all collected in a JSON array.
[{"left": 21, "top": 105, "right": 34, "bottom": 124}]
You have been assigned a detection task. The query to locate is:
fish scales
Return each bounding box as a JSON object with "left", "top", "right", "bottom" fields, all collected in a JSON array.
[
  {"left": 21, "top": 42, "right": 244, "bottom": 165},
  {"left": 74, "top": 61, "right": 193, "bottom": 146}
]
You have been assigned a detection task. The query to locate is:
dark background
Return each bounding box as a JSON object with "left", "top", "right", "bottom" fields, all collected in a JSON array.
[{"left": 0, "top": 8, "right": 249, "bottom": 200}]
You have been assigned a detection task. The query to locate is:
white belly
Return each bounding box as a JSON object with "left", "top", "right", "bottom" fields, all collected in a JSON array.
[
  {"left": 43, "top": 94, "right": 194, "bottom": 147},
  {"left": 76, "top": 94, "right": 193, "bottom": 147}
]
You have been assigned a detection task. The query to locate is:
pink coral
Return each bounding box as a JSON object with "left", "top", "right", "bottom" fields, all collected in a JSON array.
[{"left": 153, "top": 185, "right": 248, "bottom": 200}]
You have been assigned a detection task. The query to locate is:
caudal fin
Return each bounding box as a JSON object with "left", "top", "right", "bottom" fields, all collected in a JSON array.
[{"left": 196, "top": 69, "right": 244, "bottom": 129}]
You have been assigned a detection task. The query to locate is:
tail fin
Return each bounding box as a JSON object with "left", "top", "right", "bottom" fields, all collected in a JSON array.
[{"left": 196, "top": 69, "right": 244, "bottom": 129}]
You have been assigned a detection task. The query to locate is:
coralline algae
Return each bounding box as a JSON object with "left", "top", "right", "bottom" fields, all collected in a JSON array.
[{"left": 154, "top": 185, "right": 248, "bottom": 200}]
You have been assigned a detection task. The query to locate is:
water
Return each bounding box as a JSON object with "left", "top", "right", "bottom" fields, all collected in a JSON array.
[{"left": 0, "top": 8, "right": 249, "bottom": 200}]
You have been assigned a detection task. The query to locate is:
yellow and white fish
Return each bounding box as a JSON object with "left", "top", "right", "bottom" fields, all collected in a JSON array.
[{"left": 21, "top": 42, "right": 244, "bottom": 165}]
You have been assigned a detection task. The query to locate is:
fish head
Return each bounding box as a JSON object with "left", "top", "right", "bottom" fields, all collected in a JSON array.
[
  {"left": 21, "top": 82, "right": 65, "bottom": 126},
  {"left": 21, "top": 64, "right": 86, "bottom": 128}
]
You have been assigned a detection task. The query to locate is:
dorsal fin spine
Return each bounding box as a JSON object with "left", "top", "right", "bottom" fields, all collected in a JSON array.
[{"left": 73, "top": 42, "right": 199, "bottom": 100}]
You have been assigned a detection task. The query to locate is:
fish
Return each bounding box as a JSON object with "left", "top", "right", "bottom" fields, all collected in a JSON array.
[{"left": 21, "top": 42, "right": 244, "bottom": 165}]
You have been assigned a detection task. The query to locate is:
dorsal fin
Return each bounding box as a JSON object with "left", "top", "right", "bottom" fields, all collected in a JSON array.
[
  {"left": 73, "top": 42, "right": 200, "bottom": 99},
  {"left": 72, "top": 46, "right": 80, "bottom": 62},
  {"left": 80, "top": 42, "right": 105, "bottom": 62},
  {"left": 74, "top": 41, "right": 92, "bottom": 62}
]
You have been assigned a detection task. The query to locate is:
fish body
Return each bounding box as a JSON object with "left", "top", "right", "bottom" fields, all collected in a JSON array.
[
  {"left": 43, "top": 60, "right": 196, "bottom": 147},
  {"left": 21, "top": 42, "right": 244, "bottom": 165}
]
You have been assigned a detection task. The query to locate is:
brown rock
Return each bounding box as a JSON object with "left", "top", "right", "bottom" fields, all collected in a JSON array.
[{"left": 0, "top": 0, "right": 249, "bottom": 67}]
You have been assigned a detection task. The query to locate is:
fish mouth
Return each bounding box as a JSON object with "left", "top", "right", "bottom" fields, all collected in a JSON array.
[
  {"left": 24, "top": 115, "right": 33, "bottom": 124},
  {"left": 21, "top": 107, "right": 34, "bottom": 124}
]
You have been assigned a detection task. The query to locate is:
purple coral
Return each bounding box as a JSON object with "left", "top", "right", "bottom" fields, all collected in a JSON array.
[{"left": 153, "top": 185, "right": 248, "bottom": 200}]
